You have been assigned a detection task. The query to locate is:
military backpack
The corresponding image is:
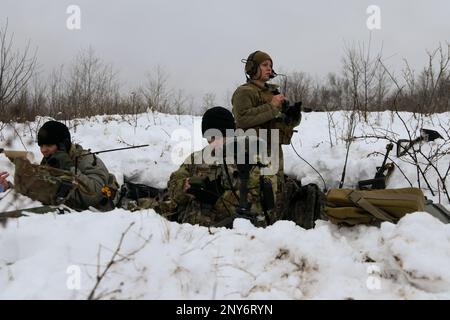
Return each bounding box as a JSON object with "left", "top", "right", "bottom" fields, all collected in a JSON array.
[{"left": 325, "top": 187, "right": 426, "bottom": 225}]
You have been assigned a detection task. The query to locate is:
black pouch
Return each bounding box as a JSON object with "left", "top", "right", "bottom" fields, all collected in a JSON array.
[
  {"left": 260, "top": 177, "right": 275, "bottom": 212},
  {"left": 120, "top": 181, "right": 162, "bottom": 200},
  {"left": 282, "top": 182, "right": 326, "bottom": 229}
]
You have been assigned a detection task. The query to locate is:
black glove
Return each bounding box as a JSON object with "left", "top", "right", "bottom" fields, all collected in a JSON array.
[
  {"left": 284, "top": 101, "right": 302, "bottom": 124},
  {"left": 187, "top": 176, "right": 224, "bottom": 205}
]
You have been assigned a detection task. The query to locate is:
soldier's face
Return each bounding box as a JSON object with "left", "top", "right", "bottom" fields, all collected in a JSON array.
[
  {"left": 254, "top": 60, "right": 272, "bottom": 82},
  {"left": 40, "top": 144, "right": 58, "bottom": 157}
]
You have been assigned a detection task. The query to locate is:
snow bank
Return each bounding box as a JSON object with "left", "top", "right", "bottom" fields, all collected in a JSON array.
[
  {"left": 1, "top": 210, "right": 449, "bottom": 299},
  {"left": 0, "top": 111, "right": 449, "bottom": 299}
]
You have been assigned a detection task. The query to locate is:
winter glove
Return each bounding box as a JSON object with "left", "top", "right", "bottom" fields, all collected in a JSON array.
[
  {"left": 186, "top": 176, "right": 224, "bottom": 205},
  {"left": 283, "top": 101, "right": 302, "bottom": 124}
]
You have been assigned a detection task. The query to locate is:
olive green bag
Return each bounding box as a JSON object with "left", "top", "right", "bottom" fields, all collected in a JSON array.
[{"left": 325, "top": 188, "right": 425, "bottom": 225}]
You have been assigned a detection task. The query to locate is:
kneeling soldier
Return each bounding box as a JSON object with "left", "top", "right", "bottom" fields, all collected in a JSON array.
[{"left": 165, "top": 106, "right": 278, "bottom": 227}]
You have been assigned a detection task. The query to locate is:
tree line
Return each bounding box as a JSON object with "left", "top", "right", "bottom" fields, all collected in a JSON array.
[{"left": 1, "top": 21, "right": 449, "bottom": 123}]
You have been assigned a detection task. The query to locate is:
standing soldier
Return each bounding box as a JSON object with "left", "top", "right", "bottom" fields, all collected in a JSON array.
[{"left": 231, "top": 50, "right": 301, "bottom": 214}]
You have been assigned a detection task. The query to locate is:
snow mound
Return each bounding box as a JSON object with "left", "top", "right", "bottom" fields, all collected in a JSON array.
[
  {"left": 1, "top": 211, "right": 449, "bottom": 299},
  {"left": 1, "top": 111, "right": 449, "bottom": 299}
]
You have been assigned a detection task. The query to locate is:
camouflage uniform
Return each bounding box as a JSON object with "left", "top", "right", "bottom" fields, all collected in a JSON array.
[
  {"left": 165, "top": 142, "right": 278, "bottom": 227},
  {"left": 40, "top": 143, "right": 117, "bottom": 211}
]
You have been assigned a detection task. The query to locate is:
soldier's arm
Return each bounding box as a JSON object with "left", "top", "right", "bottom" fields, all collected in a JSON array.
[
  {"left": 232, "top": 87, "right": 280, "bottom": 128},
  {"left": 41, "top": 151, "right": 105, "bottom": 197},
  {"left": 72, "top": 156, "right": 109, "bottom": 202},
  {"left": 168, "top": 156, "right": 193, "bottom": 206},
  {"left": 42, "top": 151, "right": 74, "bottom": 171}
]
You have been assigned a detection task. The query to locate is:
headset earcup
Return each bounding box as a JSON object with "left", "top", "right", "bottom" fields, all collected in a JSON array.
[
  {"left": 246, "top": 51, "right": 260, "bottom": 77},
  {"left": 249, "top": 60, "right": 256, "bottom": 76}
]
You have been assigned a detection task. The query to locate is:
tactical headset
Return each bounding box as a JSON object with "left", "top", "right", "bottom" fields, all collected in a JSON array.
[{"left": 242, "top": 50, "right": 277, "bottom": 79}]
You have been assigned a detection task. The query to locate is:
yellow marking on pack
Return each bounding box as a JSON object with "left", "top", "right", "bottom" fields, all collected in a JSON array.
[{"left": 102, "top": 186, "right": 112, "bottom": 198}]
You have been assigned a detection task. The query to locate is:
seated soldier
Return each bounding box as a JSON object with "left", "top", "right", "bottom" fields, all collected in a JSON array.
[
  {"left": 0, "top": 120, "right": 118, "bottom": 211},
  {"left": 165, "top": 106, "right": 278, "bottom": 227},
  {"left": 164, "top": 107, "right": 237, "bottom": 226}
]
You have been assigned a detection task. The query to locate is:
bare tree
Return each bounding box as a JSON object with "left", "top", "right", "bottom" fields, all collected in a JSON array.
[
  {"left": 0, "top": 20, "right": 37, "bottom": 118},
  {"left": 47, "top": 65, "right": 66, "bottom": 119},
  {"left": 342, "top": 44, "right": 361, "bottom": 112},
  {"left": 201, "top": 92, "right": 216, "bottom": 114},
  {"left": 373, "top": 58, "right": 390, "bottom": 111},
  {"left": 284, "top": 71, "right": 313, "bottom": 104},
  {"left": 322, "top": 73, "right": 349, "bottom": 111},
  {"left": 66, "top": 47, "right": 119, "bottom": 118},
  {"left": 29, "top": 74, "right": 47, "bottom": 118},
  {"left": 416, "top": 43, "right": 450, "bottom": 114},
  {"left": 391, "top": 43, "right": 450, "bottom": 113},
  {"left": 342, "top": 39, "right": 388, "bottom": 117},
  {"left": 172, "top": 89, "right": 190, "bottom": 124},
  {"left": 140, "top": 65, "right": 172, "bottom": 114}
]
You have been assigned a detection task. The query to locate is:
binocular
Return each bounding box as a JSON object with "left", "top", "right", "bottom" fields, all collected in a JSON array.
[{"left": 280, "top": 100, "right": 302, "bottom": 125}]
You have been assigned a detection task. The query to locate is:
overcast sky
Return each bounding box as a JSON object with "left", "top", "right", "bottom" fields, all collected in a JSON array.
[{"left": 1, "top": 0, "right": 449, "bottom": 108}]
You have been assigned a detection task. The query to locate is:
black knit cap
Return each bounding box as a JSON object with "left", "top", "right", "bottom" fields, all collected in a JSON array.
[
  {"left": 201, "top": 106, "right": 235, "bottom": 138},
  {"left": 37, "top": 120, "right": 71, "bottom": 151}
]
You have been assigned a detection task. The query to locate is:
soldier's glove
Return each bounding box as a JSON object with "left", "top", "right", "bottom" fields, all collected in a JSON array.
[
  {"left": 55, "top": 180, "right": 74, "bottom": 205},
  {"left": 282, "top": 101, "right": 302, "bottom": 125},
  {"left": 44, "top": 151, "right": 74, "bottom": 171},
  {"left": 186, "top": 176, "right": 224, "bottom": 205}
]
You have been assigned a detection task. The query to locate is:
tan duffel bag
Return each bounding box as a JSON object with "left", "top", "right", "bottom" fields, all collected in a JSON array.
[{"left": 325, "top": 188, "right": 425, "bottom": 225}]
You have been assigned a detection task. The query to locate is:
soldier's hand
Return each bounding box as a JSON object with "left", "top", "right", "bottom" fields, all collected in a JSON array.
[
  {"left": 45, "top": 151, "right": 74, "bottom": 170},
  {"left": 271, "top": 94, "right": 285, "bottom": 108},
  {"left": 0, "top": 171, "right": 11, "bottom": 191}
]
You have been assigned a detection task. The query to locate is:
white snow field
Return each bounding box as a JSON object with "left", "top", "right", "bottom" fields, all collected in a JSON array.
[{"left": 0, "top": 111, "right": 449, "bottom": 299}]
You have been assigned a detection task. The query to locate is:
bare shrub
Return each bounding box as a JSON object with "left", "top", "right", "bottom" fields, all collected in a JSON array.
[
  {"left": 140, "top": 65, "right": 172, "bottom": 114},
  {"left": 0, "top": 20, "right": 37, "bottom": 121},
  {"left": 65, "top": 47, "right": 120, "bottom": 118}
]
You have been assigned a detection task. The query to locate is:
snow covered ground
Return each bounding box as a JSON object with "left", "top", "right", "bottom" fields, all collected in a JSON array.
[{"left": 0, "top": 111, "right": 449, "bottom": 299}]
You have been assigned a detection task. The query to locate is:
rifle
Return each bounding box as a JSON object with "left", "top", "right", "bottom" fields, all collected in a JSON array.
[
  {"left": 0, "top": 205, "right": 71, "bottom": 222},
  {"left": 396, "top": 128, "right": 443, "bottom": 157},
  {"left": 74, "top": 144, "right": 149, "bottom": 174},
  {"left": 358, "top": 143, "right": 394, "bottom": 190},
  {"left": 213, "top": 136, "right": 275, "bottom": 228},
  {"left": 0, "top": 149, "right": 35, "bottom": 162}
]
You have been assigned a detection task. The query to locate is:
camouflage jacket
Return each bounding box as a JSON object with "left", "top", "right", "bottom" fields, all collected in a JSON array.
[
  {"left": 166, "top": 143, "right": 278, "bottom": 227},
  {"left": 41, "top": 144, "right": 117, "bottom": 211}
]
